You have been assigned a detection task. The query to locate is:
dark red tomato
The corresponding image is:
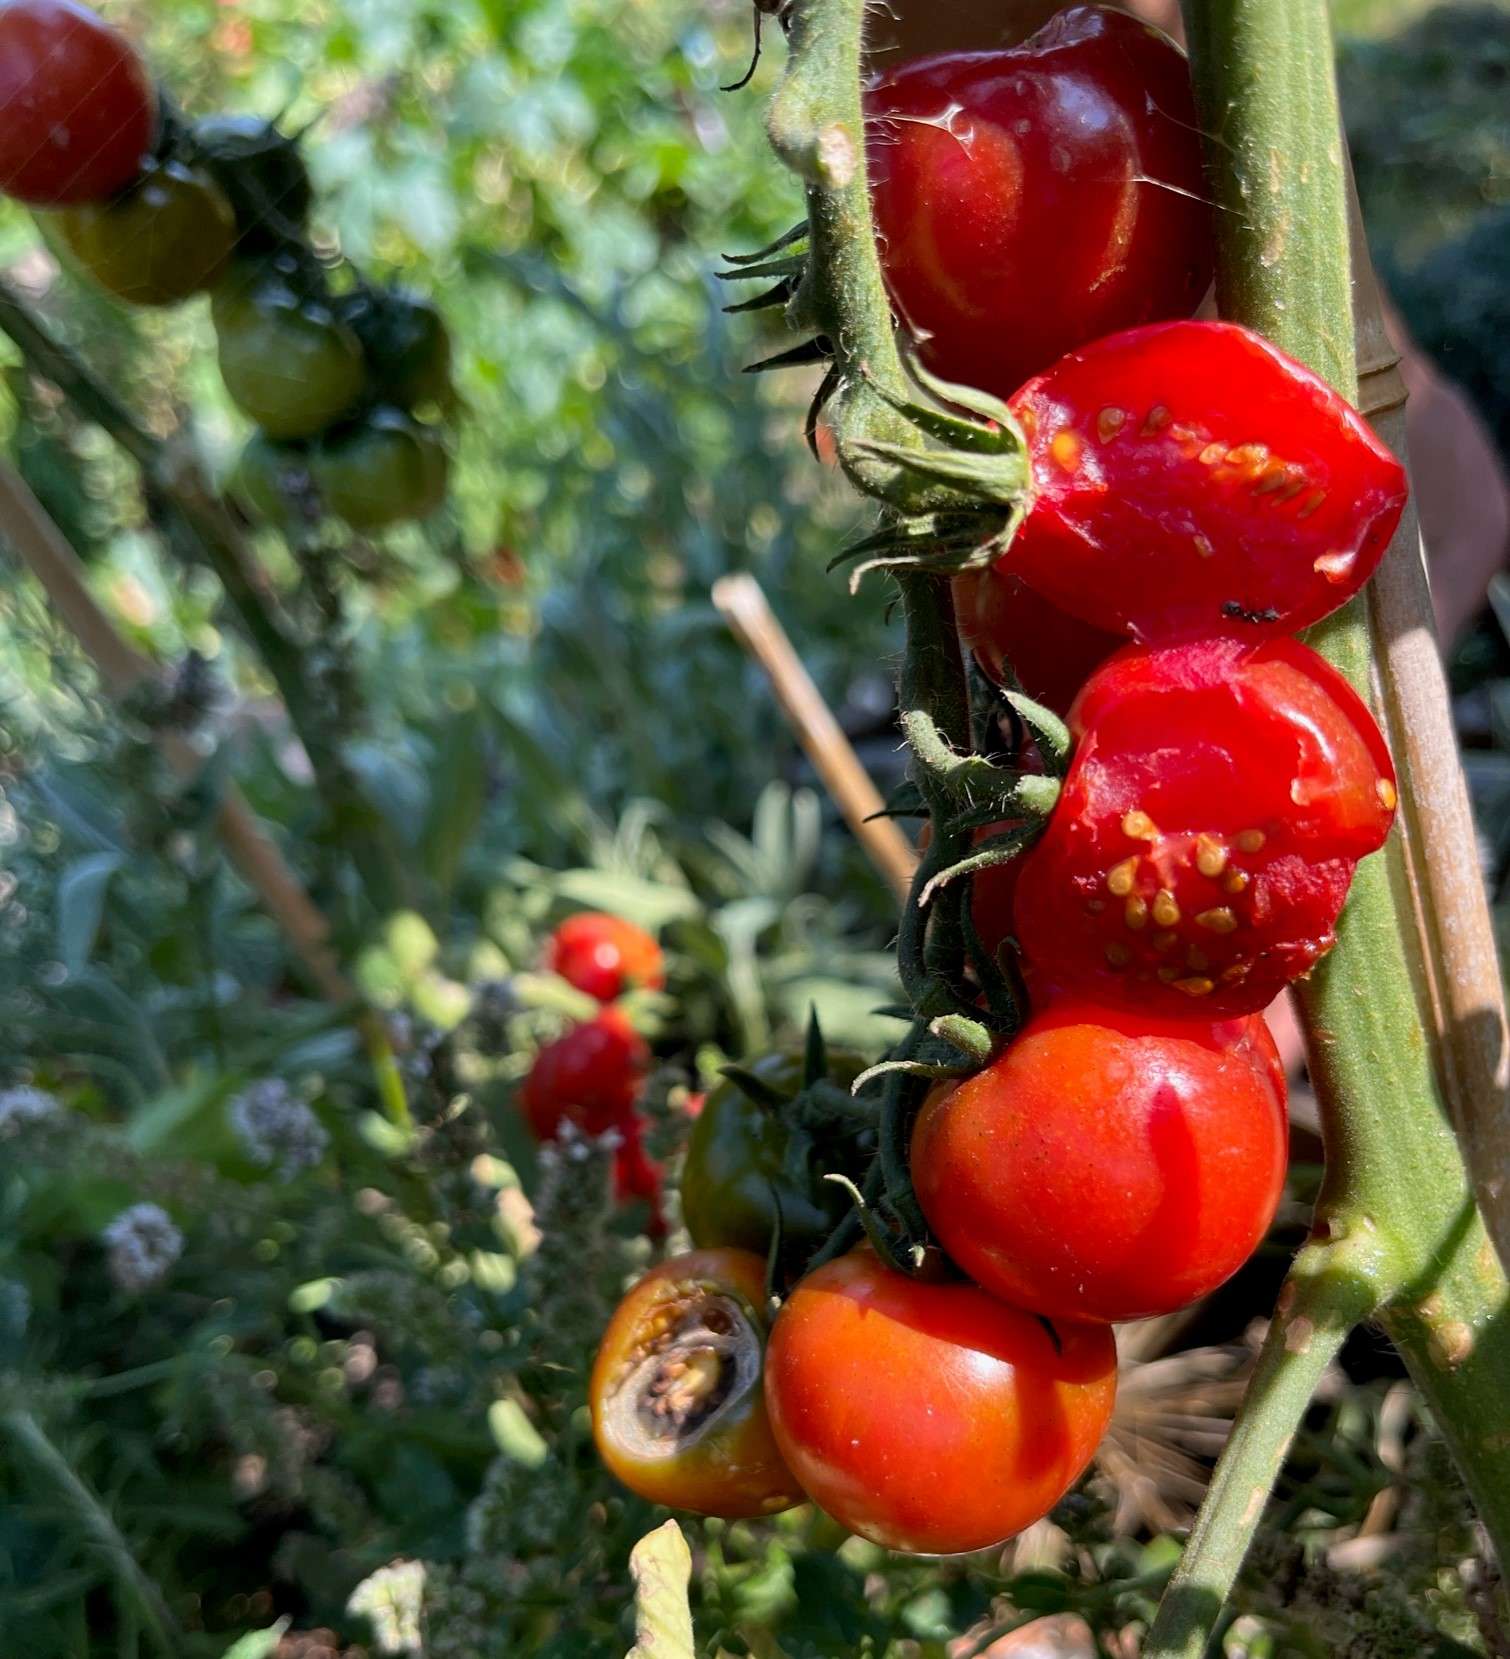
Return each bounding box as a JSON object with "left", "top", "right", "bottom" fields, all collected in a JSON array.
[
  {"left": 866, "top": 6, "right": 1212, "bottom": 401},
  {"left": 1003, "top": 321, "right": 1409, "bottom": 641},
  {"left": 521, "top": 1007, "right": 648, "bottom": 1139},
  {"left": 55, "top": 159, "right": 235, "bottom": 306},
  {"left": 1013, "top": 636, "right": 1397, "bottom": 1017},
  {"left": 0, "top": 0, "right": 156, "bottom": 206},
  {"left": 764, "top": 1251, "right": 1116, "bottom": 1554},
  {"left": 591, "top": 1248, "right": 803, "bottom": 1518},
  {"left": 955, "top": 566, "right": 1121, "bottom": 712},
  {"left": 912, "top": 1003, "right": 1287, "bottom": 1322},
  {"left": 545, "top": 912, "right": 665, "bottom": 1004}
]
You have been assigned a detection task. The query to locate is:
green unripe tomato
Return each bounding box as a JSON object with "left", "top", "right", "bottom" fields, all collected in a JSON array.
[
  {"left": 231, "top": 431, "right": 314, "bottom": 525},
  {"left": 339, "top": 286, "right": 454, "bottom": 412},
  {"left": 54, "top": 159, "right": 235, "bottom": 306},
  {"left": 310, "top": 409, "right": 449, "bottom": 530},
  {"left": 681, "top": 1046, "right": 868, "bottom": 1263}
]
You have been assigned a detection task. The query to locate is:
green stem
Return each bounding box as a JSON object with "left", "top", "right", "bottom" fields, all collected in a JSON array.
[
  {"left": 2, "top": 1408, "right": 182, "bottom": 1654},
  {"left": 1143, "top": 4, "right": 1510, "bottom": 1647}
]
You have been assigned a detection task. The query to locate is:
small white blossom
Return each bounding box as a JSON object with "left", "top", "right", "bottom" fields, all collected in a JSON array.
[
  {"left": 102, "top": 1203, "right": 182, "bottom": 1293},
  {"left": 228, "top": 1079, "right": 328, "bottom": 1180},
  {"left": 0, "top": 1085, "right": 61, "bottom": 1136},
  {"left": 348, "top": 1558, "right": 427, "bottom": 1655}
]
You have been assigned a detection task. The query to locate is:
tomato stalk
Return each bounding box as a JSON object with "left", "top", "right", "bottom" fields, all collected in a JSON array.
[{"left": 1140, "top": 3, "right": 1510, "bottom": 1650}]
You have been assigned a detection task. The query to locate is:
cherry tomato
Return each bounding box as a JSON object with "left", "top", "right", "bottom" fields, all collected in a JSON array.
[
  {"left": 212, "top": 264, "right": 366, "bottom": 440},
  {"left": 545, "top": 912, "right": 665, "bottom": 1004},
  {"left": 0, "top": 0, "right": 156, "bottom": 206},
  {"left": 613, "top": 1113, "right": 666, "bottom": 1240},
  {"left": 310, "top": 409, "right": 449, "bottom": 530},
  {"left": 1001, "top": 320, "right": 1409, "bottom": 641},
  {"left": 54, "top": 159, "right": 235, "bottom": 306},
  {"left": 521, "top": 1006, "right": 648, "bottom": 1140},
  {"left": 191, "top": 113, "right": 313, "bottom": 250},
  {"left": 1012, "top": 636, "right": 1398, "bottom": 1017},
  {"left": 764, "top": 1251, "right": 1116, "bottom": 1554},
  {"left": 955, "top": 566, "right": 1121, "bottom": 713},
  {"left": 340, "top": 286, "right": 455, "bottom": 412},
  {"left": 230, "top": 431, "right": 312, "bottom": 525},
  {"left": 591, "top": 1247, "right": 803, "bottom": 1518},
  {"left": 913, "top": 1003, "right": 1287, "bottom": 1322},
  {"left": 681, "top": 1045, "right": 868, "bottom": 1264},
  {"left": 866, "top": 6, "right": 1212, "bottom": 401}
]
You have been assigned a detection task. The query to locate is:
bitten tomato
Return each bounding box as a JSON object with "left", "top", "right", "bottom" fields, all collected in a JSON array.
[
  {"left": 866, "top": 6, "right": 1212, "bottom": 401},
  {"left": 764, "top": 1252, "right": 1116, "bottom": 1554},
  {"left": 55, "top": 159, "right": 235, "bottom": 306},
  {"left": 310, "top": 409, "right": 449, "bottom": 530},
  {"left": 521, "top": 1006, "right": 648, "bottom": 1140},
  {"left": 0, "top": 0, "right": 156, "bottom": 206},
  {"left": 955, "top": 566, "right": 1121, "bottom": 712},
  {"left": 591, "top": 1248, "right": 803, "bottom": 1518},
  {"left": 545, "top": 912, "right": 665, "bottom": 1004},
  {"left": 1001, "top": 321, "right": 1409, "bottom": 641},
  {"left": 191, "top": 113, "right": 314, "bottom": 249},
  {"left": 1012, "top": 636, "right": 1397, "bottom": 1017},
  {"left": 212, "top": 265, "right": 366, "bottom": 439},
  {"left": 912, "top": 1003, "right": 1287, "bottom": 1322},
  {"left": 681, "top": 1045, "right": 868, "bottom": 1263}
]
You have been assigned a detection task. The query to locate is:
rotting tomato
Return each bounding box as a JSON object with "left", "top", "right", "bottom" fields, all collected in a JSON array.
[
  {"left": 212, "top": 264, "right": 366, "bottom": 440},
  {"left": 955, "top": 565, "right": 1121, "bottom": 713},
  {"left": 310, "top": 409, "right": 449, "bottom": 531},
  {"left": 1012, "top": 635, "right": 1398, "bottom": 1018},
  {"left": 191, "top": 113, "right": 314, "bottom": 250},
  {"left": 520, "top": 1006, "right": 648, "bottom": 1141},
  {"left": 865, "top": 5, "right": 1212, "bottom": 401},
  {"left": 591, "top": 1247, "right": 803, "bottom": 1518},
  {"left": 912, "top": 1003, "right": 1287, "bottom": 1322},
  {"left": 545, "top": 911, "right": 665, "bottom": 1004},
  {"left": 1001, "top": 320, "right": 1409, "bottom": 641},
  {"left": 55, "top": 159, "right": 235, "bottom": 306},
  {"left": 0, "top": 0, "right": 156, "bottom": 206},
  {"left": 681, "top": 1045, "right": 869, "bottom": 1264},
  {"left": 763, "top": 1251, "right": 1116, "bottom": 1554}
]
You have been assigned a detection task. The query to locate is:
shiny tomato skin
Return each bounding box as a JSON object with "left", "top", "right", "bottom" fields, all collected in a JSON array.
[
  {"left": 681, "top": 1045, "right": 867, "bottom": 1263},
  {"left": 545, "top": 912, "right": 665, "bottom": 1004},
  {"left": 591, "top": 1248, "right": 803, "bottom": 1518},
  {"left": 955, "top": 565, "right": 1121, "bottom": 713},
  {"left": 0, "top": 0, "right": 156, "bottom": 206},
  {"left": 764, "top": 1252, "right": 1116, "bottom": 1554},
  {"left": 1005, "top": 321, "right": 1409, "bottom": 641},
  {"left": 1013, "top": 636, "right": 1397, "bottom": 1017},
  {"left": 55, "top": 159, "right": 235, "bottom": 306},
  {"left": 521, "top": 1007, "right": 648, "bottom": 1139},
  {"left": 866, "top": 6, "right": 1212, "bottom": 401},
  {"left": 912, "top": 1004, "right": 1288, "bottom": 1322}
]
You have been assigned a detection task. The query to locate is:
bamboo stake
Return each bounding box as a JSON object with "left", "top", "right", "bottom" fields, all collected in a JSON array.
[
  {"left": 712, "top": 572, "right": 918, "bottom": 903},
  {"left": 0, "top": 459, "right": 352, "bottom": 1005}
]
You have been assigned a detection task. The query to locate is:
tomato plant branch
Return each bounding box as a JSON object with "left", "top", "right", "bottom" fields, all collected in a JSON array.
[{"left": 1143, "top": 4, "right": 1510, "bottom": 1648}]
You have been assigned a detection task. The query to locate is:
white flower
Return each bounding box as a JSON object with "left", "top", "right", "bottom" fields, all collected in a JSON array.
[
  {"left": 228, "top": 1079, "right": 328, "bottom": 1180},
  {"left": 102, "top": 1203, "right": 182, "bottom": 1293},
  {"left": 348, "top": 1558, "right": 427, "bottom": 1655},
  {"left": 0, "top": 1085, "right": 61, "bottom": 1136}
]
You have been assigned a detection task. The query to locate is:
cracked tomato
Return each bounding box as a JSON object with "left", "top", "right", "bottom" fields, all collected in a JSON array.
[
  {"left": 763, "top": 1251, "right": 1116, "bottom": 1554},
  {"left": 866, "top": 5, "right": 1212, "bottom": 401},
  {"left": 912, "top": 1003, "right": 1287, "bottom": 1322},
  {"left": 591, "top": 1248, "right": 803, "bottom": 1518},
  {"left": 1012, "top": 636, "right": 1397, "bottom": 1017}
]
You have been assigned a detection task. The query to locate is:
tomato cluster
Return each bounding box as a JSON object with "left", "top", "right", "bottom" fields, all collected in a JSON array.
[
  {"left": 522, "top": 913, "right": 666, "bottom": 1229},
  {"left": 591, "top": 2, "right": 1406, "bottom": 1558},
  {"left": 0, "top": 0, "right": 455, "bottom": 534}
]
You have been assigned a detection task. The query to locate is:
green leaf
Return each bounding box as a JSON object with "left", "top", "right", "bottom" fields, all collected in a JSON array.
[
  {"left": 55, "top": 851, "right": 124, "bottom": 974},
  {"left": 626, "top": 1520, "right": 694, "bottom": 1659}
]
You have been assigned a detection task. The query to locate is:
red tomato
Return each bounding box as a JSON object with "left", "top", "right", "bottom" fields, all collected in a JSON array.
[
  {"left": 1012, "top": 636, "right": 1397, "bottom": 1017},
  {"left": 613, "top": 1112, "right": 666, "bottom": 1239},
  {"left": 1002, "top": 321, "right": 1408, "bottom": 641},
  {"left": 866, "top": 6, "right": 1212, "bottom": 401},
  {"left": 520, "top": 1007, "right": 648, "bottom": 1139},
  {"left": 0, "top": 0, "right": 156, "bottom": 206},
  {"left": 764, "top": 1252, "right": 1116, "bottom": 1554},
  {"left": 955, "top": 566, "right": 1121, "bottom": 712},
  {"left": 591, "top": 1248, "right": 803, "bottom": 1518},
  {"left": 545, "top": 911, "right": 665, "bottom": 1003},
  {"left": 912, "top": 1003, "right": 1288, "bottom": 1322}
]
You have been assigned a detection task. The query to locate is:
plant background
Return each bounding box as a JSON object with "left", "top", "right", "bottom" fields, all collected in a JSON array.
[{"left": 0, "top": 0, "right": 1508, "bottom": 1654}]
